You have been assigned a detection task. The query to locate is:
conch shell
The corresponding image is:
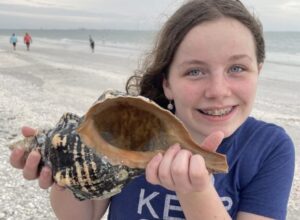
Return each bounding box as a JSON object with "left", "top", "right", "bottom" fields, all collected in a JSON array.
[{"left": 9, "top": 90, "right": 228, "bottom": 200}]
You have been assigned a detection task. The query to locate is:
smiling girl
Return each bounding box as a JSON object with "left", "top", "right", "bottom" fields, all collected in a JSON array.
[{"left": 10, "top": 0, "right": 294, "bottom": 219}]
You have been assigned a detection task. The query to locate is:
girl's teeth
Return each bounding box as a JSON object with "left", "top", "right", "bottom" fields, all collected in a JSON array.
[{"left": 201, "top": 107, "right": 232, "bottom": 116}]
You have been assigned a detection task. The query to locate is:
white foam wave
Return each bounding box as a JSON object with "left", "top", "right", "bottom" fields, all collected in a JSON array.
[{"left": 266, "top": 51, "right": 300, "bottom": 67}]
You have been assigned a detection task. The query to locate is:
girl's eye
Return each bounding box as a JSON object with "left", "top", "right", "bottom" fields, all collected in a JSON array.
[
  {"left": 229, "top": 65, "right": 244, "bottom": 73},
  {"left": 186, "top": 68, "right": 204, "bottom": 77}
]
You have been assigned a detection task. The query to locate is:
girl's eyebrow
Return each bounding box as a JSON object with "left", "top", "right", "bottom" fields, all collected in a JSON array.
[
  {"left": 229, "top": 54, "right": 253, "bottom": 62},
  {"left": 180, "top": 59, "right": 207, "bottom": 66},
  {"left": 179, "top": 54, "right": 253, "bottom": 67}
]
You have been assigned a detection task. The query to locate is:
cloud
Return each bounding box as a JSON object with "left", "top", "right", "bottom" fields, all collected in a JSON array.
[
  {"left": 0, "top": 0, "right": 184, "bottom": 29},
  {"left": 1, "top": 0, "right": 74, "bottom": 9},
  {"left": 0, "top": 0, "right": 299, "bottom": 30},
  {"left": 242, "top": 0, "right": 300, "bottom": 31},
  {"left": 280, "top": 1, "right": 300, "bottom": 12}
]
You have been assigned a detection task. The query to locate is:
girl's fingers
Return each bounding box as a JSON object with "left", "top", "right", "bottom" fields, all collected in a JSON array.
[
  {"left": 189, "top": 154, "right": 210, "bottom": 191},
  {"left": 39, "top": 166, "right": 53, "bottom": 189},
  {"left": 145, "top": 153, "right": 163, "bottom": 185},
  {"left": 157, "top": 144, "right": 181, "bottom": 188},
  {"left": 200, "top": 131, "right": 224, "bottom": 152},
  {"left": 10, "top": 148, "right": 26, "bottom": 169},
  {"left": 171, "top": 149, "right": 192, "bottom": 192},
  {"left": 23, "top": 151, "right": 41, "bottom": 180},
  {"left": 21, "top": 126, "right": 37, "bottom": 137}
]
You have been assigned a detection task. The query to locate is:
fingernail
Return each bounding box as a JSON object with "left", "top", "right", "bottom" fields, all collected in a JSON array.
[
  {"left": 14, "top": 148, "right": 23, "bottom": 156},
  {"left": 153, "top": 153, "right": 162, "bottom": 162},
  {"left": 171, "top": 143, "right": 181, "bottom": 150},
  {"left": 41, "top": 167, "right": 51, "bottom": 178}
]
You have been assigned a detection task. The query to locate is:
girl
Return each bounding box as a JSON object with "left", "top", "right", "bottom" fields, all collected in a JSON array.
[{"left": 10, "top": 0, "right": 294, "bottom": 219}]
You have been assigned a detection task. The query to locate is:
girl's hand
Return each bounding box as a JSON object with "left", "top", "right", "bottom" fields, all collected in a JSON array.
[
  {"left": 9, "top": 126, "right": 53, "bottom": 189},
  {"left": 145, "top": 131, "right": 224, "bottom": 194}
]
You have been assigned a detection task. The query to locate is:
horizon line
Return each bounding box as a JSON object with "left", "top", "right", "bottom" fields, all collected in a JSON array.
[{"left": 0, "top": 28, "right": 299, "bottom": 33}]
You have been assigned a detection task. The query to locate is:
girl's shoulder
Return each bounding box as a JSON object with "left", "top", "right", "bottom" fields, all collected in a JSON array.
[
  {"left": 240, "top": 117, "right": 292, "bottom": 144},
  {"left": 234, "top": 117, "right": 295, "bottom": 166},
  {"left": 220, "top": 117, "right": 295, "bottom": 167}
]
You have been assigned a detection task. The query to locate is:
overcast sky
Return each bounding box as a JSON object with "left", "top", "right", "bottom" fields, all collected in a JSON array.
[{"left": 0, "top": 0, "right": 299, "bottom": 31}]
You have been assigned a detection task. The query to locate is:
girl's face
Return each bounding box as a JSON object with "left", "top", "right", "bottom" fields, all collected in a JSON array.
[{"left": 163, "top": 18, "right": 262, "bottom": 143}]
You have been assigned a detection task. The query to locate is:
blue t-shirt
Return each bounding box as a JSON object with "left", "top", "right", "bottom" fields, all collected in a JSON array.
[
  {"left": 10, "top": 35, "right": 18, "bottom": 44},
  {"left": 108, "top": 117, "right": 295, "bottom": 220}
]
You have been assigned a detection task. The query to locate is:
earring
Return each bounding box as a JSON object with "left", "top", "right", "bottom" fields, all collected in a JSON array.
[{"left": 167, "top": 100, "right": 174, "bottom": 110}]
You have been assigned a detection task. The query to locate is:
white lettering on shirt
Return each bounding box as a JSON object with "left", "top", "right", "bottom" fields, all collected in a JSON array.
[
  {"left": 163, "top": 194, "right": 184, "bottom": 220},
  {"left": 137, "top": 186, "right": 233, "bottom": 219},
  {"left": 138, "top": 188, "right": 160, "bottom": 218}
]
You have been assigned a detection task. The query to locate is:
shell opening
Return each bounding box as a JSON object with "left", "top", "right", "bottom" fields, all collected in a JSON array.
[{"left": 93, "top": 103, "right": 167, "bottom": 151}]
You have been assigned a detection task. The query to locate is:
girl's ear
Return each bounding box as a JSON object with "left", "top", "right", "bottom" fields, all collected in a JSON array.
[
  {"left": 258, "top": 63, "right": 263, "bottom": 75},
  {"left": 162, "top": 78, "right": 173, "bottom": 100}
]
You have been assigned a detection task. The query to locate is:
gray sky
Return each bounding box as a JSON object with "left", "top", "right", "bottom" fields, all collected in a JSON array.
[{"left": 0, "top": 0, "right": 299, "bottom": 31}]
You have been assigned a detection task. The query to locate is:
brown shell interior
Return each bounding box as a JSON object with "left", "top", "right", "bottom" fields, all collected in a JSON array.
[{"left": 77, "top": 97, "right": 228, "bottom": 173}]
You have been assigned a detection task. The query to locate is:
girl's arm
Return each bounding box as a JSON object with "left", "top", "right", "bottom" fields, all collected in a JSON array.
[{"left": 50, "top": 185, "right": 109, "bottom": 220}]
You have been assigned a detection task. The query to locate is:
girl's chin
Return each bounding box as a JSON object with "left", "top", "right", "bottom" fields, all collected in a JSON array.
[
  {"left": 202, "top": 120, "right": 245, "bottom": 140},
  {"left": 199, "top": 125, "right": 236, "bottom": 139}
]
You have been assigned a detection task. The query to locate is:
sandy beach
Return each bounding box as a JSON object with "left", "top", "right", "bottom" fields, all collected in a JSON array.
[{"left": 0, "top": 33, "right": 299, "bottom": 219}]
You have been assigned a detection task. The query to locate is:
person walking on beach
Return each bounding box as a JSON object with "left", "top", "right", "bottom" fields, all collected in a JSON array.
[
  {"left": 10, "top": 33, "right": 18, "bottom": 50},
  {"left": 24, "top": 32, "right": 32, "bottom": 51},
  {"left": 89, "top": 35, "right": 95, "bottom": 53},
  {"left": 10, "top": 0, "right": 295, "bottom": 220}
]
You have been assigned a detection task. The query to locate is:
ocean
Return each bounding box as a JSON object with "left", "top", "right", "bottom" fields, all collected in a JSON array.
[
  {"left": 0, "top": 29, "right": 299, "bottom": 219},
  {"left": 1, "top": 29, "right": 300, "bottom": 61}
]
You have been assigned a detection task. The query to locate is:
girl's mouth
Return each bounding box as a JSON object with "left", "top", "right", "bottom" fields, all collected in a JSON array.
[{"left": 198, "top": 106, "right": 235, "bottom": 117}]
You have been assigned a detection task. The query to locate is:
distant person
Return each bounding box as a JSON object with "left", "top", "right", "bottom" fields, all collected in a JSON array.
[
  {"left": 24, "top": 32, "right": 32, "bottom": 51},
  {"left": 89, "top": 35, "right": 95, "bottom": 53},
  {"left": 10, "top": 33, "right": 18, "bottom": 50}
]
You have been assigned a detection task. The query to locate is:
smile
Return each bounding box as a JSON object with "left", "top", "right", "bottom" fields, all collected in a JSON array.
[{"left": 198, "top": 106, "right": 235, "bottom": 116}]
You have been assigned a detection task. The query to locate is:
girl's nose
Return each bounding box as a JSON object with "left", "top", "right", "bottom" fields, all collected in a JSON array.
[{"left": 204, "top": 73, "right": 231, "bottom": 99}]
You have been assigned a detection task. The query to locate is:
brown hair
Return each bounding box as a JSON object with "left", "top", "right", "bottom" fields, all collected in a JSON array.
[{"left": 126, "top": 0, "right": 265, "bottom": 109}]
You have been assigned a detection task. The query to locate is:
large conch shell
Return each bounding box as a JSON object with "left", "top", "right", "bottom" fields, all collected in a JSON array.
[{"left": 9, "top": 90, "right": 228, "bottom": 201}]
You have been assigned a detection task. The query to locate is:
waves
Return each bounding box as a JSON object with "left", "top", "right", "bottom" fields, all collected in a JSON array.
[
  {"left": 266, "top": 51, "right": 300, "bottom": 67},
  {"left": 1, "top": 30, "right": 300, "bottom": 67},
  {"left": 264, "top": 32, "right": 300, "bottom": 67}
]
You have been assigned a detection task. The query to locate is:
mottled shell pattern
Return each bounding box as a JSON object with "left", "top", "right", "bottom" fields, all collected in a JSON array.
[{"left": 9, "top": 89, "right": 228, "bottom": 201}]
